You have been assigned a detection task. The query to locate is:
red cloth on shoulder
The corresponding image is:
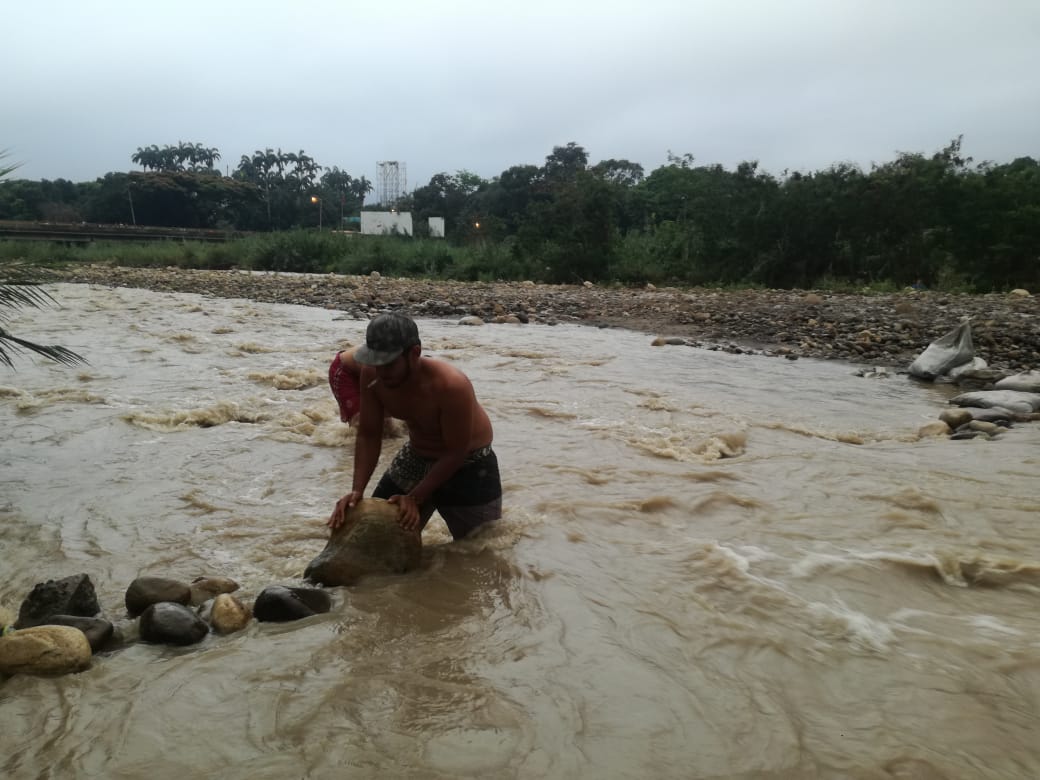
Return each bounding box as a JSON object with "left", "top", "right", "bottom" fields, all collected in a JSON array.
[{"left": 329, "top": 351, "right": 361, "bottom": 422}]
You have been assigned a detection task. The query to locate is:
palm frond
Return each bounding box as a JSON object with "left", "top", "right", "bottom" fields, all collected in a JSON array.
[
  {"left": 0, "top": 327, "right": 86, "bottom": 367},
  {"left": 0, "top": 147, "right": 20, "bottom": 179},
  {"left": 0, "top": 255, "right": 87, "bottom": 367},
  {"left": 0, "top": 284, "right": 58, "bottom": 313},
  {"left": 0, "top": 169, "right": 86, "bottom": 365}
]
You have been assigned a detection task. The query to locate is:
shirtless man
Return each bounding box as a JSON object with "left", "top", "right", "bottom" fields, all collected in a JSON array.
[{"left": 327, "top": 312, "right": 502, "bottom": 539}]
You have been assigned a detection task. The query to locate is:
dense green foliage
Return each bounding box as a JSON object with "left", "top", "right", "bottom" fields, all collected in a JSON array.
[{"left": 1, "top": 137, "right": 1037, "bottom": 292}]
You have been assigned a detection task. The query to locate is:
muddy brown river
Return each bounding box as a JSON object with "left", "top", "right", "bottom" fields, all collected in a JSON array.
[{"left": 2, "top": 283, "right": 1038, "bottom": 779}]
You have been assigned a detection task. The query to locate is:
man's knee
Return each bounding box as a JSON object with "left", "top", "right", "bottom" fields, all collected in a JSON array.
[{"left": 441, "top": 497, "right": 503, "bottom": 540}]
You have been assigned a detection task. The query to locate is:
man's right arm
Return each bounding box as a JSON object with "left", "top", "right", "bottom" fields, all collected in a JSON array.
[{"left": 327, "top": 369, "right": 384, "bottom": 529}]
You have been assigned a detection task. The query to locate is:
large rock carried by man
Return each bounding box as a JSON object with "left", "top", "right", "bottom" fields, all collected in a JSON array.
[{"left": 305, "top": 498, "right": 422, "bottom": 586}]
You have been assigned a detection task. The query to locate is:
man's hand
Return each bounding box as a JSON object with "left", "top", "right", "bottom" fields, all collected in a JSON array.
[
  {"left": 389, "top": 494, "right": 421, "bottom": 532},
  {"left": 327, "top": 490, "right": 363, "bottom": 530}
]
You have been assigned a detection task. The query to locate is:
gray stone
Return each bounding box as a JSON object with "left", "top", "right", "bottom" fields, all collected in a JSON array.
[
  {"left": 964, "top": 420, "right": 1001, "bottom": 434},
  {"left": 995, "top": 370, "right": 1040, "bottom": 393},
  {"left": 45, "top": 615, "right": 114, "bottom": 653},
  {"left": 15, "top": 574, "right": 100, "bottom": 629},
  {"left": 125, "top": 576, "right": 192, "bottom": 617},
  {"left": 253, "top": 586, "right": 332, "bottom": 622},
  {"left": 139, "top": 602, "right": 209, "bottom": 646},
  {"left": 949, "top": 390, "right": 1040, "bottom": 414}
]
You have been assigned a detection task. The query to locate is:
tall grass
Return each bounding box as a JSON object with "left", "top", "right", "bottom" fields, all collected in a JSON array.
[
  {"left": 0, "top": 231, "right": 517, "bottom": 281},
  {"left": 0, "top": 229, "right": 988, "bottom": 292}
]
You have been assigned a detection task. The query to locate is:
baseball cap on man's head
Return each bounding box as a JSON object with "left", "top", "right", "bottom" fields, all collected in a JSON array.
[{"left": 354, "top": 313, "right": 420, "bottom": 366}]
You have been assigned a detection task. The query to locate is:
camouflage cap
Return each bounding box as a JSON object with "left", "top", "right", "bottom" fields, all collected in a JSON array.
[{"left": 354, "top": 312, "right": 420, "bottom": 366}]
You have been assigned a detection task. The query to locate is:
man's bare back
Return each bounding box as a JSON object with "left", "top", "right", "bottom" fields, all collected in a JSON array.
[{"left": 328, "top": 312, "right": 502, "bottom": 539}]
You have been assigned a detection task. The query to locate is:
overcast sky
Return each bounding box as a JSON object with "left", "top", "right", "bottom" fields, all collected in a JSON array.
[{"left": 4, "top": 0, "right": 1039, "bottom": 190}]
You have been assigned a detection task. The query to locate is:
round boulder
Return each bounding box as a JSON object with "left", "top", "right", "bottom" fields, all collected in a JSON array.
[
  {"left": 139, "top": 602, "right": 209, "bottom": 646},
  {"left": 304, "top": 498, "right": 422, "bottom": 587},
  {"left": 125, "top": 576, "right": 192, "bottom": 617},
  {"left": 938, "top": 408, "right": 974, "bottom": 429},
  {"left": 206, "top": 593, "right": 251, "bottom": 634},
  {"left": 0, "top": 625, "right": 92, "bottom": 676},
  {"left": 253, "top": 586, "right": 332, "bottom": 623}
]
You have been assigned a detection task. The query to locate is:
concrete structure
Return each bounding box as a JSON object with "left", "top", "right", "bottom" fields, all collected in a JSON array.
[
  {"left": 376, "top": 161, "right": 406, "bottom": 208},
  {"left": 428, "top": 217, "right": 445, "bottom": 238},
  {"left": 360, "top": 211, "right": 414, "bottom": 236}
]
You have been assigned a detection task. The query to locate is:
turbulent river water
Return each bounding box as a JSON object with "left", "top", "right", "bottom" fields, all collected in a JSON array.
[{"left": 2, "top": 282, "right": 1039, "bottom": 780}]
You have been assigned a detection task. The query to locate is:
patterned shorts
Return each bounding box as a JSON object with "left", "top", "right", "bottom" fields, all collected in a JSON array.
[{"left": 373, "top": 442, "right": 502, "bottom": 540}]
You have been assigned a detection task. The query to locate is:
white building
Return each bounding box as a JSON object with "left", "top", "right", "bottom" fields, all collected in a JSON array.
[{"left": 360, "top": 211, "right": 414, "bottom": 236}]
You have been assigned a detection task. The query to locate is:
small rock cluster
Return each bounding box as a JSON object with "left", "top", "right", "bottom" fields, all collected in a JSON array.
[
  {"left": 935, "top": 376, "right": 1040, "bottom": 443},
  {"left": 0, "top": 573, "right": 327, "bottom": 677},
  {"left": 918, "top": 371, "right": 1040, "bottom": 441},
  {"left": 1, "top": 500, "right": 420, "bottom": 677}
]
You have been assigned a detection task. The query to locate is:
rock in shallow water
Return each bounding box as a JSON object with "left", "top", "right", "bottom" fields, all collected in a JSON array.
[
  {"left": 126, "top": 576, "right": 192, "bottom": 617},
  {"left": 15, "top": 574, "right": 101, "bottom": 629},
  {"left": 304, "top": 498, "right": 422, "bottom": 587},
  {"left": 0, "top": 625, "right": 92, "bottom": 676},
  {"left": 253, "top": 586, "right": 332, "bottom": 622},
  {"left": 45, "top": 615, "right": 114, "bottom": 653},
  {"left": 949, "top": 390, "right": 1040, "bottom": 414},
  {"left": 139, "top": 602, "right": 210, "bottom": 645},
  {"left": 206, "top": 593, "right": 251, "bottom": 634},
  {"left": 995, "top": 370, "right": 1040, "bottom": 393}
]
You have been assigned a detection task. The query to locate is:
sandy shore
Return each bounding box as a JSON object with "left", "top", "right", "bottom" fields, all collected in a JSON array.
[{"left": 51, "top": 265, "right": 1039, "bottom": 372}]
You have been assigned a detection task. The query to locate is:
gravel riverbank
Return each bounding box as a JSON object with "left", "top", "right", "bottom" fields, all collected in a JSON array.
[{"left": 51, "top": 265, "right": 1039, "bottom": 372}]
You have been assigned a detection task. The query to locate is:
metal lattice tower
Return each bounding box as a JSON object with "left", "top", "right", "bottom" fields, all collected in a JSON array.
[{"left": 376, "top": 161, "right": 406, "bottom": 208}]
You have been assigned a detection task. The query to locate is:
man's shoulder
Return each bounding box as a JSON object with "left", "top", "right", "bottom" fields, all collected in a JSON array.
[{"left": 423, "top": 357, "right": 471, "bottom": 385}]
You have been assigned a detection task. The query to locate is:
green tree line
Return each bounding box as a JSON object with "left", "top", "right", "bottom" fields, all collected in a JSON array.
[
  {"left": 1, "top": 137, "right": 1037, "bottom": 291},
  {"left": 0, "top": 143, "right": 372, "bottom": 232}
]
